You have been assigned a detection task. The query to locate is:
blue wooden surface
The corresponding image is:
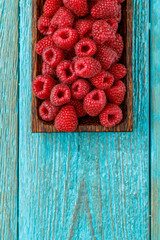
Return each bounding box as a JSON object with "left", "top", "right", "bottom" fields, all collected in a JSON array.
[{"left": 1, "top": 0, "right": 160, "bottom": 238}]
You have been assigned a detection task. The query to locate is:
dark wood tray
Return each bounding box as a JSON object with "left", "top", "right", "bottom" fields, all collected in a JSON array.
[{"left": 31, "top": 0, "right": 133, "bottom": 132}]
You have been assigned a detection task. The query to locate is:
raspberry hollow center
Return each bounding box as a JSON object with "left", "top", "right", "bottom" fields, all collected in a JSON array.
[
  {"left": 65, "top": 68, "right": 73, "bottom": 77},
  {"left": 103, "top": 77, "right": 112, "bottom": 83},
  {"left": 81, "top": 45, "right": 90, "bottom": 53},
  {"left": 92, "top": 93, "right": 99, "bottom": 100},
  {"left": 57, "top": 90, "right": 65, "bottom": 98},
  {"left": 60, "top": 31, "right": 70, "bottom": 40},
  {"left": 42, "top": 107, "right": 49, "bottom": 115},
  {"left": 73, "top": 85, "right": 79, "bottom": 92},
  {"left": 108, "top": 114, "right": 115, "bottom": 122},
  {"left": 45, "top": 49, "right": 54, "bottom": 61},
  {"left": 37, "top": 81, "right": 44, "bottom": 91},
  {"left": 78, "top": 64, "right": 85, "bottom": 71}
]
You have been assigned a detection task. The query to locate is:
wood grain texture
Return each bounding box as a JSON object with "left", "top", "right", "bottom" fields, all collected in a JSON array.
[
  {"left": 19, "top": 0, "right": 149, "bottom": 239},
  {"left": 31, "top": 0, "right": 133, "bottom": 133},
  {"left": 151, "top": 0, "right": 160, "bottom": 238},
  {"left": 0, "top": 0, "right": 19, "bottom": 239}
]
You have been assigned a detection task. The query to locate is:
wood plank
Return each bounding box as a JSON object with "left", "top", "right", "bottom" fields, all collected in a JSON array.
[
  {"left": 0, "top": 0, "right": 19, "bottom": 239},
  {"left": 31, "top": 0, "right": 133, "bottom": 133},
  {"left": 150, "top": 0, "right": 160, "bottom": 238},
  {"left": 19, "top": 0, "right": 150, "bottom": 239}
]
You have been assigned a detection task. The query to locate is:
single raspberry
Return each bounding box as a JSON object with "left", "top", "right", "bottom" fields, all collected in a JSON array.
[
  {"left": 38, "top": 15, "right": 56, "bottom": 35},
  {"left": 70, "top": 99, "right": 86, "bottom": 117},
  {"left": 36, "top": 36, "right": 55, "bottom": 55},
  {"left": 39, "top": 100, "right": 59, "bottom": 121},
  {"left": 63, "top": 0, "right": 88, "bottom": 16},
  {"left": 55, "top": 104, "right": 78, "bottom": 132},
  {"left": 42, "top": 46, "right": 64, "bottom": 68},
  {"left": 91, "top": 0, "right": 119, "bottom": 19},
  {"left": 96, "top": 45, "right": 118, "bottom": 70},
  {"left": 75, "top": 57, "right": 102, "bottom": 78},
  {"left": 84, "top": 89, "right": 106, "bottom": 116},
  {"left": 109, "top": 63, "right": 127, "bottom": 81},
  {"left": 105, "top": 80, "right": 126, "bottom": 105},
  {"left": 105, "top": 34, "right": 124, "bottom": 59},
  {"left": 53, "top": 27, "right": 78, "bottom": 50},
  {"left": 105, "top": 18, "right": 118, "bottom": 33},
  {"left": 71, "top": 79, "right": 91, "bottom": 99},
  {"left": 92, "top": 20, "right": 115, "bottom": 44},
  {"left": 32, "top": 75, "right": 56, "bottom": 99},
  {"left": 50, "top": 84, "right": 71, "bottom": 106},
  {"left": 56, "top": 60, "right": 77, "bottom": 84},
  {"left": 44, "top": 0, "right": 63, "bottom": 17},
  {"left": 90, "top": 71, "right": 114, "bottom": 90},
  {"left": 51, "top": 7, "right": 74, "bottom": 29},
  {"left": 99, "top": 103, "right": 123, "bottom": 127},
  {"left": 42, "top": 62, "right": 56, "bottom": 77},
  {"left": 75, "top": 38, "right": 97, "bottom": 57},
  {"left": 74, "top": 19, "right": 93, "bottom": 39}
]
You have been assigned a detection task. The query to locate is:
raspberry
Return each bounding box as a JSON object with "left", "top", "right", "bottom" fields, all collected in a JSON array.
[
  {"left": 70, "top": 99, "right": 86, "bottom": 117},
  {"left": 99, "top": 103, "right": 123, "bottom": 127},
  {"left": 105, "top": 18, "right": 118, "bottom": 33},
  {"left": 32, "top": 75, "right": 56, "bottom": 99},
  {"left": 116, "top": 4, "right": 122, "bottom": 23},
  {"left": 51, "top": 7, "right": 74, "bottom": 29},
  {"left": 39, "top": 100, "right": 59, "bottom": 121},
  {"left": 71, "top": 79, "right": 91, "bottom": 99},
  {"left": 53, "top": 27, "right": 78, "bottom": 50},
  {"left": 42, "top": 62, "right": 56, "bottom": 77},
  {"left": 96, "top": 45, "right": 118, "bottom": 70},
  {"left": 91, "top": 0, "right": 119, "bottom": 19},
  {"left": 105, "top": 80, "right": 126, "bottom": 105},
  {"left": 44, "top": 0, "right": 63, "bottom": 17},
  {"left": 109, "top": 63, "right": 127, "bottom": 81},
  {"left": 50, "top": 84, "right": 71, "bottom": 106},
  {"left": 74, "top": 19, "right": 93, "bottom": 39},
  {"left": 90, "top": 71, "right": 114, "bottom": 90},
  {"left": 56, "top": 60, "right": 77, "bottom": 84},
  {"left": 42, "top": 46, "right": 64, "bottom": 68},
  {"left": 36, "top": 36, "right": 55, "bottom": 55},
  {"left": 38, "top": 15, "right": 56, "bottom": 35},
  {"left": 92, "top": 20, "right": 115, "bottom": 44},
  {"left": 105, "top": 34, "right": 124, "bottom": 59},
  {"left": 84, "top": 89, "right": 106, "bottom": 116},
  {"left": 55, "top": 104, "right": 78, "bottom": 132},
  {"left": 75, "top": 57, "right": 102, "bottom": 78},
  {"left": 63, "top": 0, "right": 88, "bottom": 16},
  {"left": 75, "top": 38, "right": 97, "bottom": 57}
]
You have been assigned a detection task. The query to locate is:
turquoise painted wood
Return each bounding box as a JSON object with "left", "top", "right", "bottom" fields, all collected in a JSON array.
[
  {"left": 151, "top": 0, "right": 160, "bottom": 238},
  {"left": 18, "top": 0, "right": 150, "bottom": 240},
  {"left": 0, "top": 0, "right": 19, "bottom": 239}
]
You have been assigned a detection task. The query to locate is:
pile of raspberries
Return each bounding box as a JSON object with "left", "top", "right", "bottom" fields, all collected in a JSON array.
[{"left": 32, "top": 0, "right": 127, "bottom": 132}]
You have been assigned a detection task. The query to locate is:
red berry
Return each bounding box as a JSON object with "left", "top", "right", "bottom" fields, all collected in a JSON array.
[
  {"left": 36, "top": 36, "right": 55, "bottom": 55},
  {"left": 105, "top": 18, "right": 118, "bottom": 33},
  {"left": 71, "top": 79, "right": 91, "bottom": 99},
  {"left": 32, "top": 75, "right": 56, "bottom": 99},
  {"left": 44, "top": 0, "right": 63, "bottom": 17},
  {"left": 51, "top": 7, "right": 74, "bottom": 29},
  {"left": 84, "top": 89, "right": 106, "bottom": 116},
  {"left": 42, "top": 46, "right": 64, "bottom": 68},
  {"left": 57, "top": 60, "right": 77, "bottom": 84},
  {"left": 42, "top": 62, "right": 56, "bottom": 77},
  {"left": 109, "top": 63, "right": 127, "bottom": 81},
  {"left": 53, "top": 27, "right": 78, "bottom": 50},
  {"left": 75, "top": 57, "right": 102, "bottom": 78},
  {"left": 105, "top": 34, "right": 124, "bottom": 59},
  {"left": 96, "top": 45, "right": 118, "bottom": 70},
  {"left": 38, "top": 15, "right": 56, "bottom": 35},
  {"left": 63, "top": 0, "right": 88, "bottom": 16},
  {"left": 55, "top": 104, "right": 78, "bottom": 132},
  {"left": 70, "top": 99, "right": 86, "bottom": 117},
  {"left": 92, "top": 20, "right": 115, "bottom": 44},
  {"left": 99, "top": 103, "right": 123, "bottom": 127},
  {"left": 91, "top": 0, "right": 119, "bottom": 19},
  {"left": 74, "top": 19, "right": 93, "bottom": 39},
  {"left": 115, "top": 4, "right": 122, "bottom": 23},
  {"left": 75, "top": 38, "right": 97, "bottom": 57},
  {"left": 50, "top": 84, "right": 71, "bottom": 106},
  {"left": 90, "top": 71, "right": 114, "bottom": 90},
  {"left": 105, "top": 80, "right": 126, "bottom": 105},
  {"left": 39, "top": 100, "right": 59, "bottom": 121}
]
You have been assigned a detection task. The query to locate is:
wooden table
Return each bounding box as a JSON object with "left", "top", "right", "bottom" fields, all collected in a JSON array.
[{"left": 0, "top": 0, "right": 159, "bottom": 239}]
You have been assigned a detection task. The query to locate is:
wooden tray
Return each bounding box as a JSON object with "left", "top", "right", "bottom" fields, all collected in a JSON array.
[{"left": 31, "top": 0, "right": 133, "bottom": 132}]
